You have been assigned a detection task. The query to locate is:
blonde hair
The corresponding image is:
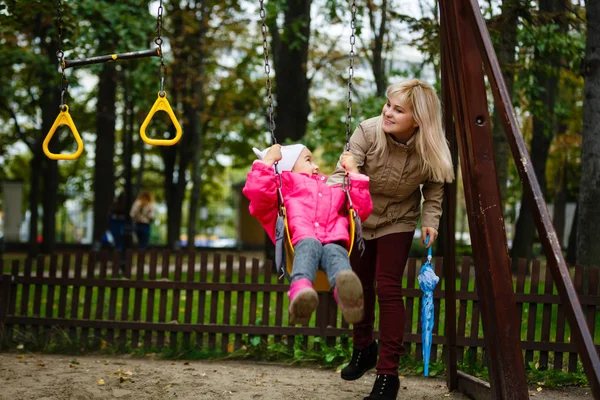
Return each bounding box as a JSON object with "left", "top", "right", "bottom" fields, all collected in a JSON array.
[
  {"left": 137, "top": 190, "right": 155, "bottom": 205},
  {"left": 374, "top": 79, "right": 454, "bottom": 183}
]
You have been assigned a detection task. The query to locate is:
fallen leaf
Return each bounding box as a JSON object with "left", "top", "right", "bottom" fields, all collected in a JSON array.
[
  {"left": 97, "top": 379, "right": 105, "bottom": 385},
  {"left": 227, "top": 344, "right": 234, "bottom": 353},
  {"left": 124, "top": 371, "right": 133, "bottom": 375},
  {"left": 38, "top": 362, "right": 45, "bottom": 367},
  {"left": 184, "top": 362, "right": 190, "bottom": 365},
  {"left": 537, "top": 387, "right": 543, "bottom": 392},
  {"left": 16, "top": 355, "right": 24, "bottom": 359},
  {"left": 101, "top": 340, "right": 107, "bottom": 350},
  {"left": 16, "top": 344, "right": 24, "bottom": 350}
]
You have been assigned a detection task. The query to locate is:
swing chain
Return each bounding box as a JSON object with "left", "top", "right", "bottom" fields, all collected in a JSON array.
[
  {"left": 155, "top": 0, "right": 166, "bottom": 95},
  {"left": 345, "top": 0, "right": 357, "bottom": 151},
  {"left": 343, "top": 0, "right": 357, "bottom": 191},
  {"left": 259, "top": 0, "right": 276, "bottom": 145},
  {"left": 56, "top": 0, "right": 68, "bottom": 110},
  {"left": 259, "top": 0, "right": 282, "bottom": 208}
]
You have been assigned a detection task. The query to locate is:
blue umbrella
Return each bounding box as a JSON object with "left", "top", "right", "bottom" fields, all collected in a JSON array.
[{"left": 417, "top": 235, "right": 439, "bottom": 376}]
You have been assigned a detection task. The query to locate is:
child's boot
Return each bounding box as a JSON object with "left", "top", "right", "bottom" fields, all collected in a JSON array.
[
  {"left": 288, "top": 278, "right": 319, "bottom": 325},
  {"left": 334, "top": 270, "right": 364, "bottom": 324}
]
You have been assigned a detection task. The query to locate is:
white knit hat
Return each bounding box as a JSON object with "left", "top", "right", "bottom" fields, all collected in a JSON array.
[{"left": 252, "top": 144, "right": 306, "bottom": 172}]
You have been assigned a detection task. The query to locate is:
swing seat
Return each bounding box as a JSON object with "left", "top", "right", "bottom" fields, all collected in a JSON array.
[{"left": 278, "top": 206, "right": 356, "bottom": 292}]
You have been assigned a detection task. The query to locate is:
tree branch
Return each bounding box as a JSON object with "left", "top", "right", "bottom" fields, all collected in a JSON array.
[{"left": 0, "top": 103, "right": 36, "bottom": 151}]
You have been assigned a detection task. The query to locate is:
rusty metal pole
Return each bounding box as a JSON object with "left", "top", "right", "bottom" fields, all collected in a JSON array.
[
  {"left": 462, "top": 0, "right": 600, "bottom": 397},
  {"left": 439, "top": 0, "right": 529, "bottom": 398}
]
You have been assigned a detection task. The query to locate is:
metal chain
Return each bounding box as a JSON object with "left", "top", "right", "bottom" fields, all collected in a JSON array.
[
  {"left": 259, "top": 0, "right": 283, "bottom": 209},
  {"left": 155, "top": 0, "right": 166, "bottom": 95},
  {"left": 56, "top": 0, "right": 68, "bottom": 110},
  {"left": 259, "top": 0, "right": 276, "bottom": 145},
  {"left": 343, "top": 0, "right": 357, "bottom": 191},
  {"left": 345, "top": 0, "right": 357, "bottom": 151}
]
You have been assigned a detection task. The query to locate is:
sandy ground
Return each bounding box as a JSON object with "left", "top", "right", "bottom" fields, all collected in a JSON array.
[{"left": 0, "top": 353, "right": 593, "bottom": 400}]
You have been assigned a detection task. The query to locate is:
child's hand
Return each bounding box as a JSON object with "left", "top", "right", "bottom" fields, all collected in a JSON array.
[
  {"left": 341, "top": 151, "right": 359, "bottom": 173},
  {"left": 263, "top": 144, "right": 282, "bottom": 166}
]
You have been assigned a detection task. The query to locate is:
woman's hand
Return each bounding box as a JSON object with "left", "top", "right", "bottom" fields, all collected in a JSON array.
[
  {"left": 341, "top": 151, "right": 359, "bottom": 173},
  {"left": 421, "top": 227, "right": 438, "bottom": 249},
  {"left": 263, "top": 144, "right": 282, "bottom": 166}
]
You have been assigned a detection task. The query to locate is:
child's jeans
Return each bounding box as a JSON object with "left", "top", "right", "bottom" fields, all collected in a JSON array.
[{"left": 290, "top": 238, "right": 350, "bottom": 287}]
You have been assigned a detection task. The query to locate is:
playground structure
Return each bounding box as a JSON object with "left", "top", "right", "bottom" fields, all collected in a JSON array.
[
  {"left": 27, "top": 0, "right": 600, "bottom": 399},
  {"left": 438, "top": 0, "right": 600, "bottom": 398},
  {"left": 43, "top": 0, "right": 181, "bottom": 161}
]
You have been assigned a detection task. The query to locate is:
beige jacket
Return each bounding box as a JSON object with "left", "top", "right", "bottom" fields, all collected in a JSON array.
[{"left": 328, "top": 116, "right": 444, "bottom": 240}]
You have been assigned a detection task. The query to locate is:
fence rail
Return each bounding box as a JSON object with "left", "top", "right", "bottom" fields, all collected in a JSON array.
[{"left": 0, "top": 250, "right": 598, "bottom": 372}]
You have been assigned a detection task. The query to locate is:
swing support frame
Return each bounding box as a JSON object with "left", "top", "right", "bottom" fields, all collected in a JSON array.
[
  {"left": 62, "top": 48, "right": 161, "bottom": 69},
  {"left": 439, "top": 0, "right": 600, "bottom": 398}
]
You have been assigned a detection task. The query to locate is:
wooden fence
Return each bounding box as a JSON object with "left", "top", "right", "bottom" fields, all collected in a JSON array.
[{"left": 0, "top": 251, "right": 598, "bottom": 372}]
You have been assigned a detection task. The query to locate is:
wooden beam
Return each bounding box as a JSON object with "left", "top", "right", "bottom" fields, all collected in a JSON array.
[
  {"left": 439, "top": 0, "right": 529, "bottom": 398},
  {"left": 462, "top": 0, "right": 600, "bottom": 397}
]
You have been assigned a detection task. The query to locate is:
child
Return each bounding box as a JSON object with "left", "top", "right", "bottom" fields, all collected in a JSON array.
[{"left": 243, "top": 143, "right": 373, "bottom": 324}]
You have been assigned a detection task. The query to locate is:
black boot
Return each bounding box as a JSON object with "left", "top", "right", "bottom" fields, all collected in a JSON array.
[
  {"left": 363, "top": 374, "right": 400, "bottom": 400},
  {"left": 341, "top": 340, "right": 378, "bottom": 380}
]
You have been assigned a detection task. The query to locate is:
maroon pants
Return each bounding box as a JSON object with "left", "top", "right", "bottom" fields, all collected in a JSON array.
[{"left": 351, "top": 231, "right": 414, "bottom": 376}]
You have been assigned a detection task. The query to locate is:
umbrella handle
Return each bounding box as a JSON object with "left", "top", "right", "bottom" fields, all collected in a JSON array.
[{"left": 426, "top": 235, "right": 432, "bottom": 261}]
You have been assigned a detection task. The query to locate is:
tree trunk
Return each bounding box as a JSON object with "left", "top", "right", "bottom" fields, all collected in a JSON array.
[
  {"left": 36, "top": 15, "right": 60, "bottom": 254},
  {"left": 93, "top": 64, "right": 118, "bottom": 245},
  {"left": 187, "top": 4, "right": 210, "bottom": 252},
  {"left": 510, "top": 0, "right": 561, "bottom": 270},
  {"left": 552, "top": 161, "right": 567, "bottom": 247},
  {"left": 577, "top": 0, "right": 600, "bottom": 271},
  {"left": 566, "top": 202, "right": 578, "bottom": 265},
  {"left": 40, "top": 97, "right": 59, "bottom": 254},
  {"left": 366, "top": 0, "right": 388, "bottom": 96},
  {"left": 270, "top": 0, "right": 312, "bottom": 143},
  {"left": 161, "top": 2, "right": 200, "bottom": 250},
  {"left": 491, "top": 0, "right": 519, "bottom": 205},
  {"left": 28, "top": 151, "right": 41, "bottom": 255}
]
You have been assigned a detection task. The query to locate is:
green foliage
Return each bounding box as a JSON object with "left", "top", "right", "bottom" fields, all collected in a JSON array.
[
  {"left": 237, "top": 334, "right": 352, "bottom": 369},
  {"left": 306, "top": 94, "right": 385, "bottom": 173},
  {"left": 397, "top": 354, "right": 445, "bottom": 377},
  {"left": 525, "top": 362, "right": 588, "bottom": 389}
]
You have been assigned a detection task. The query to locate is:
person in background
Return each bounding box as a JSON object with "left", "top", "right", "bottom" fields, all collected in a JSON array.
[
  {"left": 108, "top": 192, "right": 126, "bottom": 252},
  {"left": 130, "top": 190, "right": 156, "bottom": 249}
]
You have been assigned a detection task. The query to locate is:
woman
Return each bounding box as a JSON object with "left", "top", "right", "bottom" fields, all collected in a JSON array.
[
  {"left": 130, "top": 190, "right": 156, "bottom": 249},
  {"left": 328, "top": 79, "right": 454, "bottom": 400}
]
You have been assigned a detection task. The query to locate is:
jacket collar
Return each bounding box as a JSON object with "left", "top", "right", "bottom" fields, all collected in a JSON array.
[{"left": 385, "top": 130, "right": 417, "bottom": 152}]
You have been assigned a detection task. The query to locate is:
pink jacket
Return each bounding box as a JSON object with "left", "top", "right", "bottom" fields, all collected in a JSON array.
[{"left": 242, "top": 161, "right": 373, "bottom": 248}]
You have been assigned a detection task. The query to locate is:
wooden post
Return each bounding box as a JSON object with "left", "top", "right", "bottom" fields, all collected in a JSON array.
[
  {"left": 461, "top": 0, "right": 600, "bottom": 396},
  {"left": 0, "top": 274, "right": 12, "bottom": 345},
  {"left": 439, "top": 0, "right": 529, "bottom": 398},
  {"left": 440, "top": 11, "right": 458, "bottom": 391}
]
